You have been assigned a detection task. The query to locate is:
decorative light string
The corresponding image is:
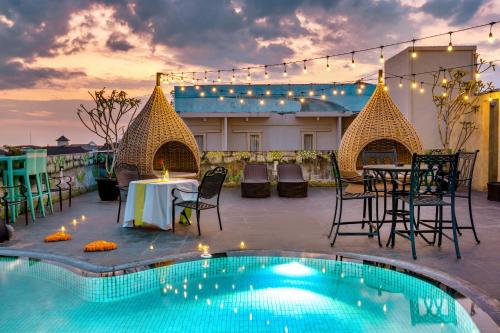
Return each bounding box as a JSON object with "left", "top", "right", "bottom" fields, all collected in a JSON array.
[{"left": 159, "top": 20, "right": 498, "bottom": 82}]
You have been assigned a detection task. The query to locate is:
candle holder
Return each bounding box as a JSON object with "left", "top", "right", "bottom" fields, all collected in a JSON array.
[{"left": 201, "top": 245, "right": 212, "bottom": 258}]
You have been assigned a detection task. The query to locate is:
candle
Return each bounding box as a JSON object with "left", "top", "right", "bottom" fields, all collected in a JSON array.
[{"left": 239, "top": 241, "right": 246, "bottom": 249}]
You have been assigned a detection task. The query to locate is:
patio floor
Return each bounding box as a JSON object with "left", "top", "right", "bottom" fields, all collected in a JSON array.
[{"left": 1, "top": 187, "right": 499, "bottom": 302}]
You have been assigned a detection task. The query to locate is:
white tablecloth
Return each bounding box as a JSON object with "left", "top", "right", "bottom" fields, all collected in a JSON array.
[{"left": 123, "top": 178, "right": 199, "bottom": 230}]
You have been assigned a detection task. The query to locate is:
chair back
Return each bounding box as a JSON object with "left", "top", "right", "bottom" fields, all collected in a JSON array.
[
  {"left": 21, "top": 149, "right": 38, "bottom": 175},
  {"left": 277, "top": 164, "right": 304, "bottom": 181},
  {"left": 362, "top": 150, "right": 397, "bottom": 166},
  {"left": 198, "top": 167, "right": 227, "bottom": 200},
  {"left": 35, "top": 149, "right": 48, "bottom": 174},
  {"left": 243, "top": 163, "right": 268, "bottom": 181},
  {"left": 409, "top": 153, "right": 459, "bottom": 199},
  {"left": 330, "top": 152, "right": 343, "bottom": 187},
  {"left": 456, "top": 150, "right": 478, "bottom": 192},
  {"left": 114, "top": 163, "right": 140, "bottom": 188}
]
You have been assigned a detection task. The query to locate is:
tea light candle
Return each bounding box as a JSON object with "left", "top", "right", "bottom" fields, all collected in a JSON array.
[
  {"left": 201, "top": 245, "right": 212, "bottom": 258},
  {"left": 239, "top": 241, "right": 246, "bottom": 249}
]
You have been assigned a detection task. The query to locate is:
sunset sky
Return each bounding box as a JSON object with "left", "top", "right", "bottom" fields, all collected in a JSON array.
[{"left": 1, "top": 0, "right": 499, "bottom": 146}]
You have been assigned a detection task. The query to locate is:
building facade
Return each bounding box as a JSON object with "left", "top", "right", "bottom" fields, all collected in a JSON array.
[{"left": 174, "top": 84, "right": 375, "bottom": 151}]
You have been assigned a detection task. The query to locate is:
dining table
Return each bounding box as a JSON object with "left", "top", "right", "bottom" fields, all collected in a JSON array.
[
  {"left": 0, "top": 155, "right": 27, "bottom": 222},
  {"left": 363, "top": 164, "right": 413, "bottom": 247},
  {"left": 123, "top": 178, "right": 199, "bottom": 230}
]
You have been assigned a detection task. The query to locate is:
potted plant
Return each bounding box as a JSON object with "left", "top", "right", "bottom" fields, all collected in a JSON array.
[{"left": 77, "top": 89, "right": 140, "bottom": 201}]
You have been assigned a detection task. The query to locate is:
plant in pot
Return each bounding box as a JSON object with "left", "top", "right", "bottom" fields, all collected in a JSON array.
[{"left": 77, "top": 89, "right": 140, "bottom": 201}]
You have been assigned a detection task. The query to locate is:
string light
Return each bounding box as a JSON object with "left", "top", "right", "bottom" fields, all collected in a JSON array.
[
  {"left": 488, "top": 93, "right": 493, "bottom": 102},
  {"left": 340, "top": 85, "right": 345, "bottom": 95},
  {"left": 204, "top": 71, "right": 208, "bottom": 83},
  {"left": 211, "top": 86, "right": 217, "bottom": 92},
  {"left": 192, "top": 72, "right": 196, "bottom": 83},
  {"left": 383, "top": 85, "right": 388, "bottom": 91},
  {"left": 181, "top": 72, "right": 184, "bottom": 82},
  {"left": 412, "top": 74, "right": 417, "bottom": 89},
  {"left": 231, "top": 69, "right": 236, "bottom": 82},
  {"left": 229, "top": 88, "right": 234, "bottom": 94},
  {"left": 463, "top": 94, "right": 469, "bottom": 101},
  {"left": 264, "top": 65, "right": 269, "bottom": 79},
  {"left": 442, "top": 91, "right": 447, "bottom": 97},
  {"left": 287, "top": 90, "right": 293, "bottom": 96},
  {"left": 379, "top": 46, "right": 384, "bottom": 63},
  {"left": 360, "top": 83, "right": 365, "bottom": 89},
  {"left": 217, "top": 70, "right": 221, "bottom": 82},
  {"left": 247, "top": 89, "right": 253, "bottom": 96},
  {"left": 447, "top": 32, "right": 453, "bottom": 52},
  {"left": 489, "top": 23, "right": 494, "bottom": 43},
  {"left": 442, "top": 75, "right": 448, "bottom": 85},
  {"left": 326, "top": 56, "right": 331, "bottom": 71},
  {"left": 219, "top": 96, "right": 224, "bottom": 101},
  {"left": 351, "top": 51, "right": 356, "bottom": 68},
  {"left": 200, "top": 91, "right": 205, "bottom": 97},
  {"left": 321, "top": 93, "right": 326, "bottom": 100},
  {"left": 399, "top": 77, "right": 403, "bottom": 88},
  {"left": 299, "top": 97, "right": 305, "bottom": 103},
  {"left": 279, "top": 99, "right": 285, "bottom": 105},
  {"left": 419, "top": 82, "right": 424, "bottom": 93},
  {"left": 259, "top": 99, "right": 265, "bottom": 105},
  {"left": 247, "top": 67, "right": 251, "bottom": 81},
  {"left": 283, "top": 63, "right": 288, "bottom": 76},
  {"left": 333, "top": 86, "right": 338, "bottom": 95},
  {"left": 308, "top": 89, "right": 314, "bottom": 96},
  {"left": 265, "top": 89, "right": 271, "bottom": 96},
  {"left": 411, "top": 39, "right": 417, "bottom": 59},
  {"left": 239, "top": 98, "right": 244, "bottom": 104},
  {"left": 194, "top": 85, "right": 200, "bottom": 90},
  {"left": 303, "top": 60, "right": 307, "bottom": 73}
]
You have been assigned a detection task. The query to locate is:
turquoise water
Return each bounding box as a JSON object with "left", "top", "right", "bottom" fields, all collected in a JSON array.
[{"left": 0, "top": 256, "right": 478, "bottom": 332}]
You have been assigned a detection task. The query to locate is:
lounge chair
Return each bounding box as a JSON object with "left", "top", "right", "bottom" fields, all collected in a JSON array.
[
  {"left": 277, "top": 164, "right": 308, "bottom": 197},
  {"left": 241, "top": 163, "right": 270, "bottom": 198}
]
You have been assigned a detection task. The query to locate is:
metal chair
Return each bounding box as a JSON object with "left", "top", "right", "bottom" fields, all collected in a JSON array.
[
  {"left": 397, "top": 153, "right": 461, "bottom": 260},
  {"left": 0, "top": 184, "right": 29, "bottom": 228},
  {"left": 172, "top": 166, "right": 227, "bottom": 236},
  {"left": 328, "top": 153, "right": 381, "bottom": 247},
  {"left": 47, "top": 176, "right": 72, "bottom": 211},
  {"left": 456, "top": 150, "right": 480, "bottom": 243},
  {"left": 361, "top": 150, "right": 397, "bottom": 223},
  {"left": 115, "top": 163, "right": 140, "bottom": 223}
]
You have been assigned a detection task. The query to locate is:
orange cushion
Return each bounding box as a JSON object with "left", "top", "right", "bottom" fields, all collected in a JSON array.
[
  {"left": 44, "top": 231, "right": 72, "bottom": 242},
  {"left": 84, "top": 240, "right": 117, "bottom": 252}
]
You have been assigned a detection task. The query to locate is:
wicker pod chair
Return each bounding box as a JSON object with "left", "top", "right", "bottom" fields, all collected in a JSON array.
[
  {"left": 241, "top": 164, "right": 271, "bottom": 198},
  {"left": 277, "top": 164, "right": 308, "bottom": 198}
]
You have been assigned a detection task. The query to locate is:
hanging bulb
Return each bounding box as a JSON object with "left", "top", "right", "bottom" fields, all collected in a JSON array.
[
  {"left": 383, "top": 85, "right": 388, "bottom": 91},
  {"left": 219, "top": 96, "right": 224, "bottom": 101},
  {"left": 246, "top": 67, "right": 251, "bottom": 81},
  {"left": 360, "top": 83, "right": 365, "bottom": 89},
  {"left": 442, "top": 76, "right": 447, "bottom": 85},
  {"left": 447, "top": 32, "right": 453, "bottom": 52},
  {"left": 488, "top": 94, "right": 493, "bottom": 102},
  {"left": 200, "top": 91, "right": 205, "bottom": 97},
  {"left": 229, "top": 88, "right": 234, "bottom": 94},
  {"left": 259, "top": 99, "right": 265, "bottom": 105},
  {"left": 211, "top": 86, "right": 217, "bottom": 92},
  {"left": 283, "top": 63, "right": 288, "bottom": 76},
  {"left": 442, "top": 92, "right": 447, "bottom": 97},
  {"left": 195, "top": 85, "right": 200, "bottom": 90},
  {"left": 303, "top": 60, "right": 307, "bottom": 74},
  {"left": 357, "top": 87, "right": 362, "bottom": 94},
  {"left": 412, "top": 75, "right": 417, "bottom": 89},
  {"left": 308, "top": 90, "right": 314, "bottom": 96},
  {"left": 321, "top": 93, "right": 326, "bottom": 100},
  {"left": 333, "top": 86, "right": 338, "bottom": 95},
  {"left": 411, "top": 39, "right": 417, "bottom": 59},
  {"left": 192, "top": 72, "right": 196, "bottom": 84},
  {"left": 299, "top": 97, "right": 305, "bottom": 103},
  {"left": 265, "top": 89, "right": 271, "bottom": 96},
  {"left": 264, "top": 66, "right": 269, "bottom": 79},
  {"left": 204, "top": 71, "right": 208, "bottom": 83},
  {"left": 419, "top": 82, "right": 424, "bottom": 94},
  {"left": 287, "top": 90, "right": 293, "bottom": 96},
  {"left": 217, "top": 70, "right": 221, "bottom": 82},
  {"left": 340, "top": 85, "right": 345, "bottom": 95},
  {"left": 379, "top": 46, "right": 384, "bottom": 63},
  {"left": 239, "top": 98, "right": 244, "bottom": 104},
  {"left": 350, "top": 52, "right": 356, "bottom": 68},
  {"left": 181, "top": 72, "right": 184, "bottom": 82},
  {"left": 326, "top": 56, "right": 331, "bottom": 71},
  {"left": 247, "top": 89, "right": 253, "bottom": 96},
  {"left": 231, "top": 69, "right": 236, "bottom": 82},
  {"left": 475, "top": 71, "right": 480, "bottom": 79},
  {"left": 399, "top": 77, "right": 403, "bottom": 88},
  {"left": 279, "top": 99, "right": 285, "bottom": 105},
  {"left": 463, "top": 94, "right": 469, "bottom": 101},
  {"left": 488, "top": 23, "right": 494, "bottom": 43}
]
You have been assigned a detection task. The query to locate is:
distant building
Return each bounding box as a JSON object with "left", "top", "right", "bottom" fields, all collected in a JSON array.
[
  {"left": 56, "top": 135, "right": 70, "bottom": 147},
  {"left": 174, "top": 83, "right": 375, "bottom": 151}
]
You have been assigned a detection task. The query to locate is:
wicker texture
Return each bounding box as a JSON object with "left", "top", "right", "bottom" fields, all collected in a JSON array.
[
  {"left": 338, "top": 83, "right": 423, "bottom": 174},
  {"left": 116, "top": 85, "right": 200, "bottom": 177}
]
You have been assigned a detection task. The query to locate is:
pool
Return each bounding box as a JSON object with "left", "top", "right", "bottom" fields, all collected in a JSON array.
[{"left": 0, "top": 256, "right": 479, "bottom": 332}]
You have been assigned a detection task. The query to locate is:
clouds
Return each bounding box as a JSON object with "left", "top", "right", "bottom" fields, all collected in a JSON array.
[
  {"left": 106, "top": 32, "right": 134, "bottom": 51},
  {"left": 420, "top": 0, "right": 486, "bottom": 25}
]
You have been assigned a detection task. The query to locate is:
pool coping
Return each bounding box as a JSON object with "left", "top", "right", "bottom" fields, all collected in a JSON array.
[{"left": 1, "top": 247, "right": 498, "bottom": 328}]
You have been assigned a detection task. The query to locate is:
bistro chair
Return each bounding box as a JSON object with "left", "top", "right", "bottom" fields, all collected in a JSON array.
[
  {"left": 456, "top": 150, "right": 480, "bottom": 243},
  {"left": 0, "top": 184, "right": 29, "bottom": 227},
  {"left": 396, "top": 153, "right": 461, "bottom": 260},
  {"left": 115, "top": 163, "right": 140, "bottom": 223},
  {"left": 47, "top": 176, "right": 72, "bottom": 211},
  {"left": 277, "top": 164, "right": 308, "bottom": 198},
  {"left": 171, "top": 166, "right": 227, "bottom": 236},
  {"left": 361, "top": 150, "right": 397, "bottom": 223},
  {"left": 328, "top": 153, "right": 381, "bottom": 247},
  {"left": 241, "top": 163, "right": 270, "bottom": 198}
]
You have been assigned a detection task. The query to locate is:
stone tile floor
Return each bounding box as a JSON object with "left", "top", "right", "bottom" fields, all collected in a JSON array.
[{"left": 1, "top": 187, "right": 499, "bottom": 303}]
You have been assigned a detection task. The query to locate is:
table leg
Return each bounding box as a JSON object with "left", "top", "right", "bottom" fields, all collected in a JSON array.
[
  {"left": 386, "top": 174, "right": 398, "bottom": 247},
  {"left": 6, "top": 160, "right": 17, "bottom": 223}
]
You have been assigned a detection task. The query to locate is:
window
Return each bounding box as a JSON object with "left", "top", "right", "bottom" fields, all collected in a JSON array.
[
  {"left": 194, "top": 135, "right": 205, "bottom": 151},
  {"left": 303, "top": 133, "right": 315, "bottom": 150},
  {"left": 248, "top": 133, "right": 261, "bottom": 152}
]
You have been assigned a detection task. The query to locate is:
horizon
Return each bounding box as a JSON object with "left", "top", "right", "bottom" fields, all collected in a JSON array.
[{"left": 1, "top": 0, "right": 499, "bottom": 146}]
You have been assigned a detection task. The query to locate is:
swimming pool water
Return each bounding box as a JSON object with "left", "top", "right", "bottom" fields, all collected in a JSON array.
[{"left": 0, "top": 256, "right": 478, "bottom": 332}]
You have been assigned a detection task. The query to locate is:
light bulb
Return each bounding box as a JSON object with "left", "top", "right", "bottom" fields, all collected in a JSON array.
[
  {"left": 321, "top": 94, "right": 326, "bottom": 100},
  {"left": 357, "top": 88, "right": 362, "bottom": 94},
  {"left": 475, "top": 71, "right": 480, "bottom": 79},
  {"left": 488, "top": 95, "right": 493, "bottom": 102},
  {"left": 340, "top": 89, "right": 345, "bottom": 95},
  {"left": 239, "top": 98, "right": 244, "bottom": 104},
  {"left": 219, "top": 96, "right": 224, "bottom": 101},
  {"left": 217, "top": 70, "right": 221, "bottom": 82},
  {"left": 265, "top": 90, "right": 271, "bottom": 96},
  {"left": 351, "top": 52, "right": 356, "bottom": 68},
  {"left": 283, "top": 63, "right": 288, "bottom": 76},
  {"left": 287, "top": 91, "right": 293, "bottom": 96},
  {"left": 442, "top": 92, "right": 447, "bottom": 97},
  {"left": 463, "top": 94, "right": 469, "bottom": 101},
  {"left": 303, "top": 60, "right": 307, "bottom": 73},
  {"left": 447, "top": 32, "right": 453, "bottom": 52},
  {"left": 60, "top": 226, "right": 66, "bottom": 232},
  {"left": 419, "top": 82, "right": 424, "bottom": 94},
  {"left": 264, "top": 66, "right": 269, "bottom": 79},
  {"left": 211, "top": 87, "right": 216, "bottom": 92},
  {"left": 279, "top": 99, "right": 285, "bottom": 105},
  {"left": 204, "top": 71, "right": 208, "bottom": 82},
  {"left": 246, "top": 68, "right": 251, "bottom": 81},
  {"left": 326, "top": 56, "right": 331, "bottom": 71},
  {"left": 333, "top": 89, "right": 338, "bottom": 95},
  {"left": 247, "top": 89, "right": 252, "bottom": 96},
  {"left": 412, "top": 81, "right": 417, "bottom": 89},
  {"left": 488, "top": 23, "right": 494, "bottom": 43},
  {"left": 308, "top": 90, "right": 314, "bottom": 96},
  {"left": 399, "top": 78, "right": 403, "bottom": 88},
  {"left": 180, "top": 86, "right": 185, "bottom": 92},
  {"left": 412, "top": 51, "right": 417, "bottom": 58},
  {"left": 360, "top": 83, "right": 365, "bottom": 89},
  {"left": 299, "top": 97, "right": 305, "bottom": 103},
  {"left": 384, "top": 85, "right": 388, "bottom": 91},
  {"left": 259, "top": 99, "right": 265, "bottom": 105},
  {"left": 442, "top": 77, "right": 447, "bottom": 84},
  {"left": 229, "top": 88, "right": 234, "bottom": 94},
  {"left": 200, "top": 92, "right": 205, "bottom": 97},
  {"left": 231, "top": 70, "right": 235, "bottom": 82}
]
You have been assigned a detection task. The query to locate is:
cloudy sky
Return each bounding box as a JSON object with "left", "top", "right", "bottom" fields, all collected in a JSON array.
[{"left": 0, "top": 0, "right": 498, "bottom": 146}]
